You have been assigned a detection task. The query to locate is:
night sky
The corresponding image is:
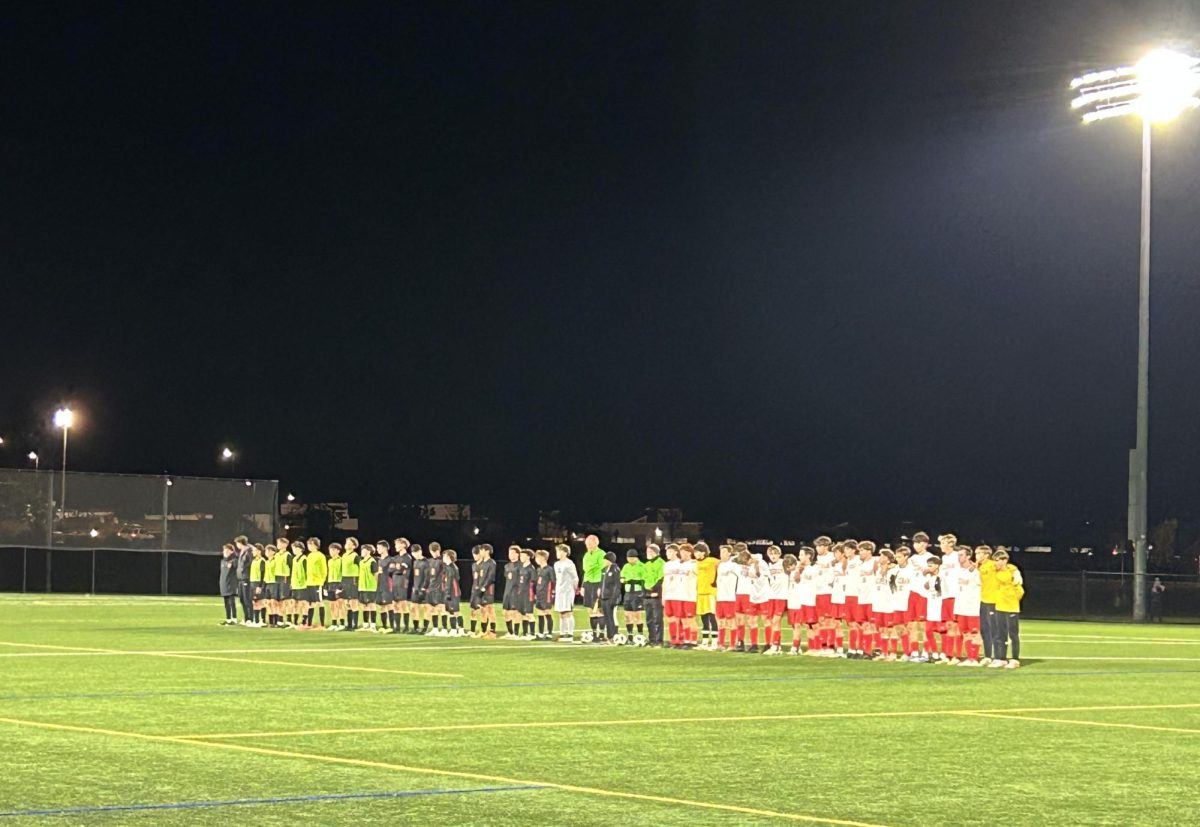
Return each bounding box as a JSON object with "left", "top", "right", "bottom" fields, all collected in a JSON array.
[{"left": 4, "top": 2, "right": 1200, "bottom": 531}]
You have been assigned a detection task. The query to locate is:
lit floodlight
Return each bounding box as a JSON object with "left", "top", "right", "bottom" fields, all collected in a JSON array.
[
  {"left": 89, "top": 528, "right": 99, "bottom": 538},
  {"left": 472, "top": 527, "right": 480, "bottom": 535},
  {"left": 244, "top": 480, "right": 252, "bottom": 487},
  {"left": 54, "top": 408, "right": 75, "bottom": 429},
  {"left": 286, "top": 492, "right": 295, "bottom": 502},
  {"left": 28, "top": 452, "right": 38, "bottom": 461},
  {"left": 1072, "top": 48, "right": 1200, "bottom": 124},
  {"left": 221, "top": 447, "right": 234, "bottom": 460}
]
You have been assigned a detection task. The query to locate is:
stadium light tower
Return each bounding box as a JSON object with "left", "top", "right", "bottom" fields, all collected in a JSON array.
[
  {"left": 53, "top": 407, "right": 74, "bottom": 512},
  {"left": 28, "top": 451, "right": 39, "bottom": 470},
  {"left": 1070, "top": 48, "right": 1200, "bottom": 621}
]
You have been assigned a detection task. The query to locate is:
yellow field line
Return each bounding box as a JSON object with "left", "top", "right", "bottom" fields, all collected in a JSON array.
[
  {"left": 155, "top": 652, "right": 462, "bottom": 679},
  {"left": 0, "top": 715, "right": 891, "bottom": 827},
  {"left": 172, "top": 702, "right": 1200, "bottom": 741},
  {"left": 961, "top": 711, "right": 1200, "bottom": 736}
]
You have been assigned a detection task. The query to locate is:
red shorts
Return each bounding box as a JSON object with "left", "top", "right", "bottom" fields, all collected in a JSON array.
[
  {"left": 678, "top": 600, "right": 696, "bottom": 619},
  {"left": 831, "top": 601, "right": 846, "bottom": 619},
  {"left": 746, "top": 601, "right": 766, "bottom": 616},
  {"left": 787, "top": 608, "right": 805, "bottom": 626},
  {"left": 907, "top": 592, "right": 927, "bottom": 622},
  {"left": 664, "top": 600, "right": 678, "bottom": 618},
  {"left": 851, "top": 599, "right": 871, "bottom": 623},
  {"left": 941, "top": 598, "right": 955, "bottom": 618},
  {"left": 815, "top": 593, "right": 832, "bottom": 617},
  {"left": 735, "top": 594, "right": 752, "bottom": 613},
  {"left": 765, "top": 599, "right": 786, "bottom": 618},
  {"left": 716, "top": 601, "right": 737, "bottom": 619},
  {"left": 801, "top": 605, "right": 818, "bottom": 624},
  {"left": 871, "top": 611, "right": 889, "bottom": 627},
  {"left": 956, "top": 614, "right": 980, "bottom": 633}
]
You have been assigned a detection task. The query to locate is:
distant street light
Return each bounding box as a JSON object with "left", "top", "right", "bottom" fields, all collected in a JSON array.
[
  {"left": 1070, "top": 48, "right": 1200, "bottom": 622},
  {"left": 472, "top": 526, "right": 480, "bottom": 536},
  {"left": 89, "top": 528, "right": 99, "bottom": 538},
  {"left": 286, "top": 493, "right": 296, "bottom": 502},
  {"left": 28, "top": 451, "right": 39, "bottom": 470},
  {"left": 54, "top": 407, "right": 74, "bottom": 512},
  {"left": 220, "top": 446, "right": 237, "bottom": 476}
]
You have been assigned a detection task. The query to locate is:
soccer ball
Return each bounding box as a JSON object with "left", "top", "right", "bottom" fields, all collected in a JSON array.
[
  {"left": 580, "top": 630, "right": 594, "bottom": 643},
  {"left": 631, "top": 634, "right": 647, "bottom": 647},
  {"left": 613, "top": 633, "right": 628, "bottom": 646}
]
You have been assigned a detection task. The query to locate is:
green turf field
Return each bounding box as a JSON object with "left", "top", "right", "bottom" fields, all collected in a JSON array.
[{"left": 1, "top": 594, "right": 1198, "bottom": 826}]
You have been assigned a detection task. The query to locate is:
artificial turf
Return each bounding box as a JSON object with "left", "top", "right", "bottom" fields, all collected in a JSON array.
[{"left": 1, "top": 594, "right": 1198, "bottom": 826}]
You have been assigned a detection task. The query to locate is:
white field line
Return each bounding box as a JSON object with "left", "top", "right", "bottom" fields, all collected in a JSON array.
[{"left": 0, "top": 641, "right": 558, "bottom": 657}]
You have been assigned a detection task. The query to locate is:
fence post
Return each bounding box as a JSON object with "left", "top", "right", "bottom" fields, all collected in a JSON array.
[
  {"left": 21, "top": 547, "right": 27, "bottom": 593},
  {"left": 1080, "top": 570, "right": 1087, "bottom": 620},
  {"left": 162, "top": 551, "right": 169, "bottom": 596},
  {"left": 91, "top": 549, "right": 96, "bottom": 595},
  {"left": 46, "top": 550, "right": 52, "bottom": 593}
]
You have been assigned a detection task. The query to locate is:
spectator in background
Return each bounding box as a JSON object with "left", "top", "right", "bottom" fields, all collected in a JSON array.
[
  {"left": 234, "top": 535, "right": 253, "bottom": 623},
  {"left": 1150, "top": 577, "right": 1166, "bottom": 622},
  {"left": 219, "top": 544, "right": 239, "bottom": 625}
]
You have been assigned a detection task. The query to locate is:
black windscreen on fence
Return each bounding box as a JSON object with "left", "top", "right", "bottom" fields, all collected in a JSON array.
[{"left": 0, "top": 469, "right": 276, "bottom": 552}]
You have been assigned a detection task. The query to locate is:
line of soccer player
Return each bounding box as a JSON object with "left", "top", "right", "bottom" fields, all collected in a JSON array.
[{"left": 220, "top": 530, "right": 1025, "bottom": 668}]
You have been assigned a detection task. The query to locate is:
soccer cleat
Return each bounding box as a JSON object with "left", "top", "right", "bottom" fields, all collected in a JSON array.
[
  {"left": 1005, "top": 659, "right": 1020, "bottom": 669},
  {"left": 745, "top": 645, "right": 759, "bottom": 654},
  {"left": 988, "top": 660, "right": 1007, "bottom": 669}
]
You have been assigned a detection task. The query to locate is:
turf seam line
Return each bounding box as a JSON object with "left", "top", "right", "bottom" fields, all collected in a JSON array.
[
  {"left": 0, "top": 716, "right": 893, "bottom": 827},
  {"left": 0, "top": 786, "right": 546, "bottom": 818},
  {"left": 168, "top": 702, "right": 1200, "bottom": 740}
]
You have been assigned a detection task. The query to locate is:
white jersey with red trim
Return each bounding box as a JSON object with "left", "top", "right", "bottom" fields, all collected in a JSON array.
[
  {"left": 716, "top": 560, "right": 739, "bottom": 602},
  {"left": 798, "top": 564, "right": 819, "bottom": 606},
  {"left": 815, "top": 552, "right": 835, "bottom": 595},
  {"left": 874, "top": 568, "right": 896, "bottom": 612},
  {"left": 855, "top": 556, "right": 875, "bottom": 604},
  {"left": 735, "top": 561, "right": 755, "bottom": 595},
  {"left": 787, "top": 572, "right": 804, "bottom": 609},
  {"left": 921, "top": 573, "right": 944, "bottom": 621},
  {"left": 748, "top": 556, "right": 770, "bottom": 604},
  {"left": 953, "top": 568, "right": 981, "bottom": 616},
  {"left": 662, "top": 559, "right": 682, "bottom": 601},
  {"left": 764, "top": 559, "right": 788, "bottom": 600},
  {"left": 940, "top": 554, "right": 960, "bottom": 598},
  {"left": 678, "top": 559, "right": 698, "bottom": 602},
  {"left": 831, "top": 560, "right": 848, "bottom": 604},
  {"left": 892, "top": 562, "right": 915, "bottom": 602}
]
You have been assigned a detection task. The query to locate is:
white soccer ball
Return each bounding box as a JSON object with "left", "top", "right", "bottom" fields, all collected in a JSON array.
[
  {"left": 631, "top": 634, "right": 647, "bottom": 647},
  {"left": 580, "top": 630, "right": 594, "bottom": 643},
  {"left": 613, "top": 633, "right": 628, "bottom": 646}
]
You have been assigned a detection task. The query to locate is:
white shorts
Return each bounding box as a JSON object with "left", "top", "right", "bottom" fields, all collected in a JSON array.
[{"left": 554, "top": 591, "right": 576, "bottom": 613}]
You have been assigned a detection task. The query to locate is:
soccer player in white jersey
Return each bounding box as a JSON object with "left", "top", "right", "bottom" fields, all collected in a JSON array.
[
  {"left": 796, "top": 547, "right": 821, "bottom": 654},
  {"left": 938, "top": 535, "right": 961, "bottom": 660},
  {"left": 907, "top": 531, "right": 933, "bottom": 660},
  {"left": 891, "top": 546, "right": 917, "bottom": 659},
  {"left": 953, "top": 550, "right": 983, "bottom": 665},
  {"left": 784, "top": 553, "right": 805, "bottom": 654},
  {"left": 746, "top": 552, "right": 770, "bottom": 653},
  {"left": 662, "top": 544, "right": 683, "bottom": 648},
  {"left": 872, "top": 549, "right": 898, "bottom": 660},
  {"left": 829, "top": 543, "right": 849, "bottom": 656},
  {"left": 813, "top": 536, "right": 836, "bottom": 652},
  {"left": 732, "top": 545, "right": 755, "bottom": 651},
  {"left": 761, "top": 545, "right": 787, "bottom": 655},
  {"left": 715, "top": 545, "right": 740, "bottom": 651},
  {"left": 921, "top": 555, "right": 946, "bottom": 662},
  {"left": 677, "top": 544, "right": 699, "bottom": 648},
  {"left": 553, "top": 543, "right": 579, "bottom": 642},
  {"left": 850, "top": 541, "right": 876, "bottom": 658}
]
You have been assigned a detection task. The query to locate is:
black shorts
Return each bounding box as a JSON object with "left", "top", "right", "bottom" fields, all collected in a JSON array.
[
  {"left": 342, "top": 578, "right": 358, "bottom": 600},
  {"left": 425, "top": 589, "right": 443, "bottom": 607},
  {"left": 469, "top": 591, "right": 485, "bottom": 610},
  {"left": 276, "top": 578, "right": 292, "bottom": 600},
  {"left": 377, "top": 585, "right": 394, "bottom": 605},
  {"left": 444, "top": 598, "right": 461, "bottom": 614},
  {"left": 330, "top": 584, "right": 344, "bottom": 600},
  {"left": 623, "top": 591, "right": 644, "bottom": 612},
  {"left": 502, "top": 590, "right": 516, "bottom": 611},
  {"left": 581, "top": 582, "right": 601, "bottom": 609},
  {"left": 393, "top": 580, "right": 411, "bottom": 602},
  {"left": 534, "top": 597, "right": 554, "bottom": 612},
  {"left": 514, "top": 595, "right": 534, "bottom": 616}
]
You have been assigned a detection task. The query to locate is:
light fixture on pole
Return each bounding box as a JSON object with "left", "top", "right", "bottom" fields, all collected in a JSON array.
[
  {"left": 286, "top": 492, "right": 295, "bottom": 502},
  {"left": 1070, "top": 47, "right": 1200, "bottom": 621},
  {"left": 220, "top": 446, "right": 237, "bottom": 476},
  {"left": 28, "top": 451, "right": 39, "bottom": 470},
  {"left": 53, "top": 408, "right": 74, "bottom": 513}
]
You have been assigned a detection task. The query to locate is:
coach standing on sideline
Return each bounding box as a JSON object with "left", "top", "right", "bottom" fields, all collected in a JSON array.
[
  {"left": 642, "top": 543, "right": 664, "bottom": 646},
  {"left": 234, "top": 535, "right": 253, "bottom": 624}
]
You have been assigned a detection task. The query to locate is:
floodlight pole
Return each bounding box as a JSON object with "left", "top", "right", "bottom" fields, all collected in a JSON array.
[{"left": 1129, "top": 117, "right": 1151, "bottom": 622}]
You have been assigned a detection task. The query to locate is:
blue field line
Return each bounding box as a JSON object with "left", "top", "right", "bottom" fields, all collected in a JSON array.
[
  {"left": 0, "top": 667, "right": 1196, "bottom": 705},
  {"left": 0, "top": 785, "right": 547, "bottom": 818}
]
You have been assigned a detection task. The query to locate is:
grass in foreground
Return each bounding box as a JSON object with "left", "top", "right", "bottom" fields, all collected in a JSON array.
[{"left": 1, "top": 594, "right": 1198, "bottom": 826}]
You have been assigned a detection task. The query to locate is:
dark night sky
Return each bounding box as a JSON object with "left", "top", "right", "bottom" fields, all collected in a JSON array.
[{"left": 4, "top": 1, "right": 1200, "bottom": 530}]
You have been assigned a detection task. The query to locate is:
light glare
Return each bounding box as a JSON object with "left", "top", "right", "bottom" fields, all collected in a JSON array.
[
  {"left": 1071, "top": 48, "right": 1200, "bottom": 124},
  {"left": 54, "top": 408, "right": 75, "bottom": 429}
]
